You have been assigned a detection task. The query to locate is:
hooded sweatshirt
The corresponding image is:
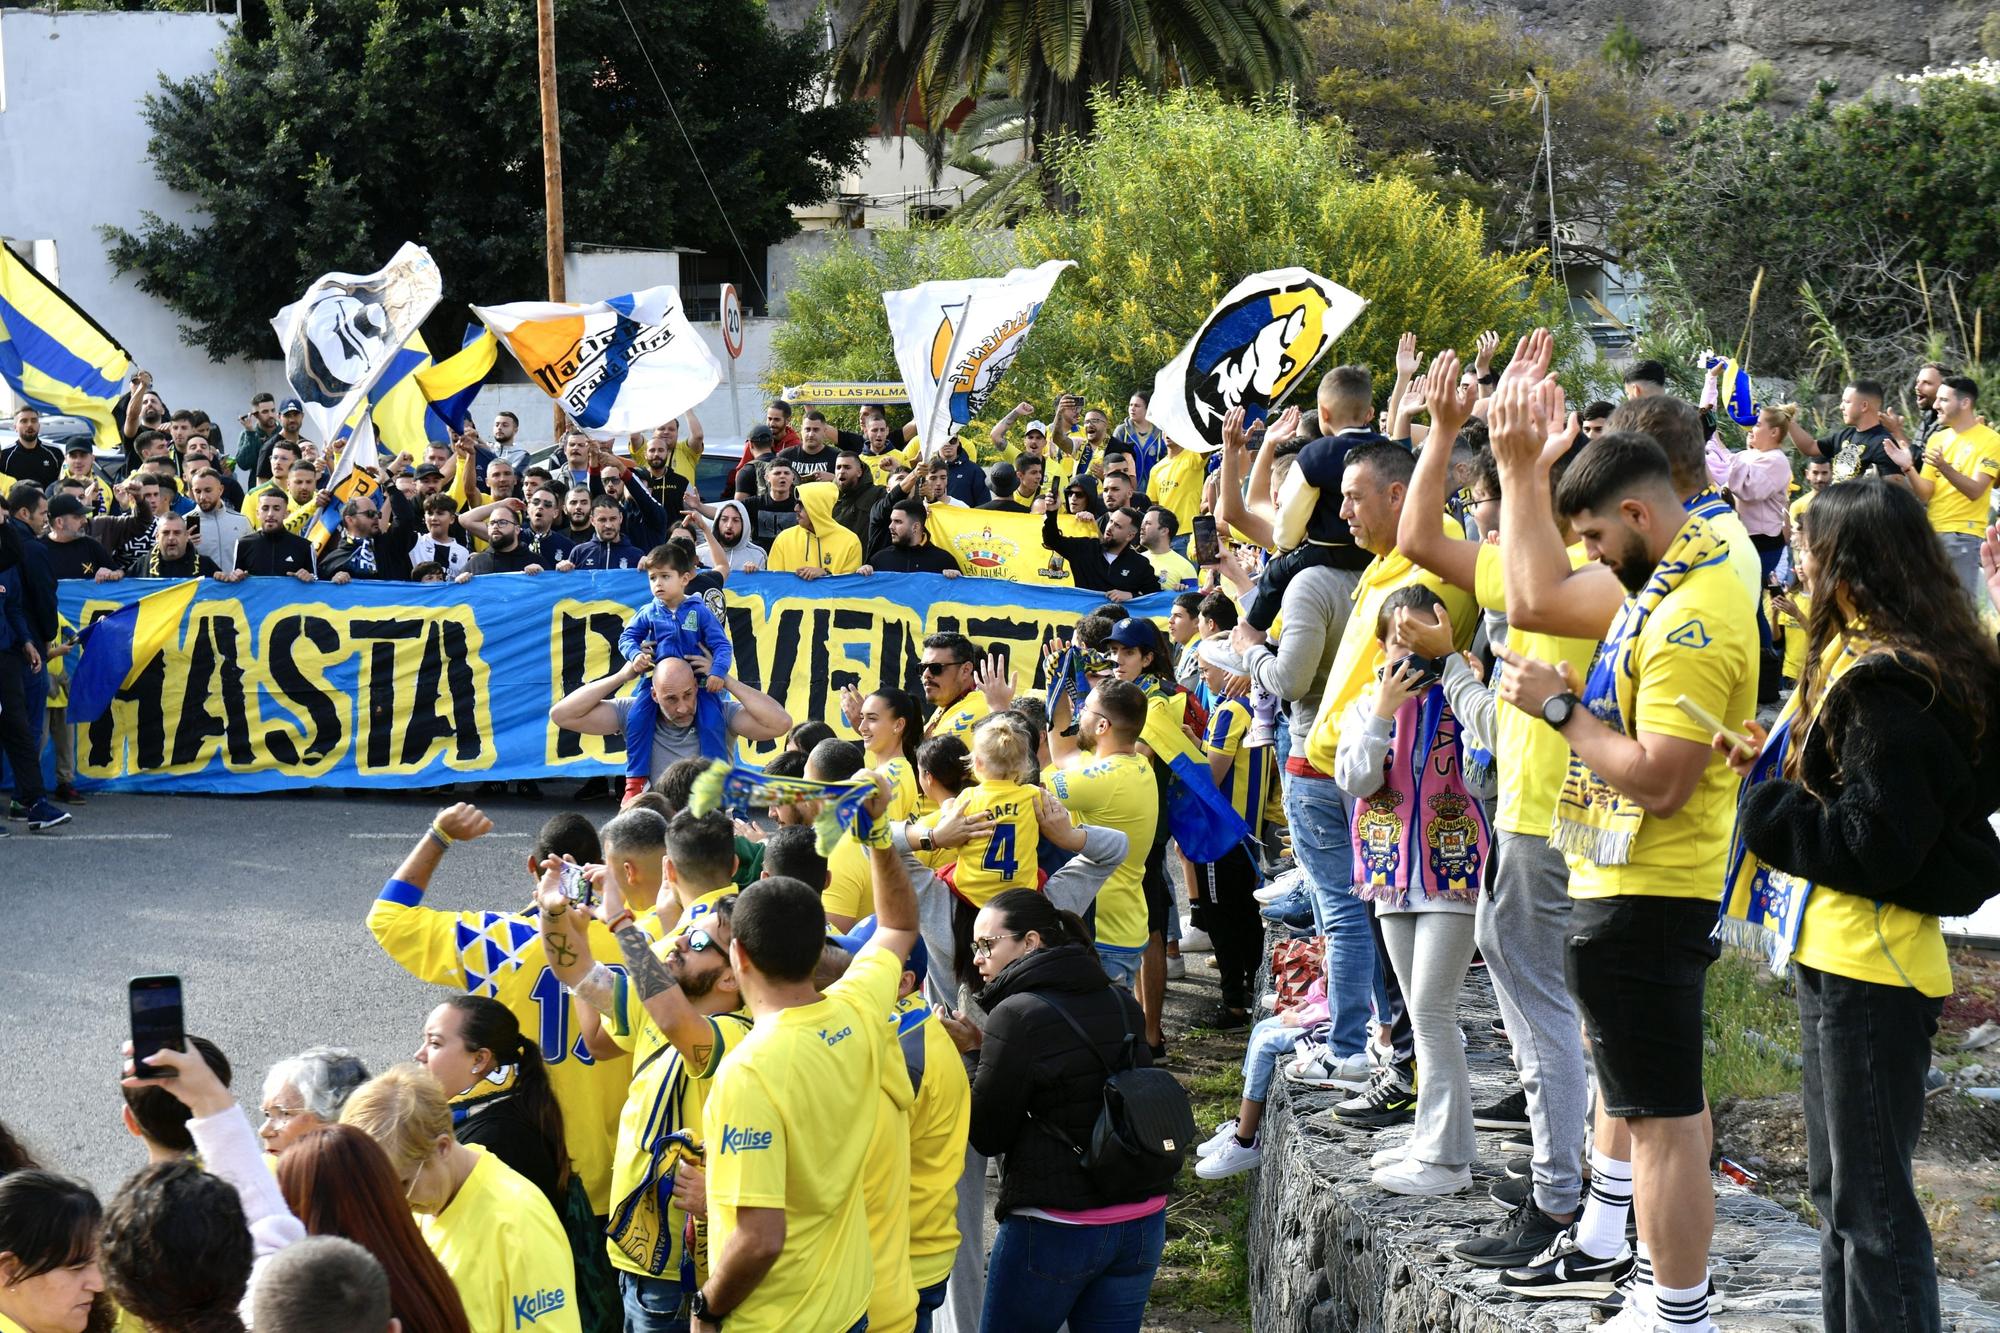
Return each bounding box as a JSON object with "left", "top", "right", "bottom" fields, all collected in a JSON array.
[
  {"left": 699, "top": 498, "right": 768, "bottom": 573},
  {"left": 766, "top": 482, "right": 862, "bottom": 576}
]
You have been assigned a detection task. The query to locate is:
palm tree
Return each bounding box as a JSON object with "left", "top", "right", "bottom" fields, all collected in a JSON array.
[{"left": 835, "top": 0, "right": 1305, "bottom": 204}]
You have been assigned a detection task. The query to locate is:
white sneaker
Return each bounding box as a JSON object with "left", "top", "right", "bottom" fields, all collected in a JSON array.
[
  {"left": 1370, "top": 1158, "right": 1472, "bottom": 1197},
  {"left": 1179, "top": 925, "right": 1214, "bottom": 953},
  {"left": 1196, "top": 1119, "right": 1241, "bottom": 1158},
  {"left": 1195, "top": 1134, "right": 1262, "bottom": 1179},
  {"left": 1254, "top": 866, "right": 1307, "bottom": 905},
  {"left": 1597, "top": 1306, "right": 1678, "bottom": 1333},
  {"left": 1165, "top": 953, "right": 1186, "bottom": 980},
  {"left": 1368, "top": 1144, "right": 1408, "bottom": 1170}
]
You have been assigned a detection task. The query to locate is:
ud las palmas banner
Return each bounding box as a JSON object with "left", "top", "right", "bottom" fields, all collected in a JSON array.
[
  {"left": 474, "top": 287, "right": 721, "bottom": 438},
  {"left": 883, "top": 260, "right": 1072, "bottom": 454},
  {"left": 1149, "top": 268, "right": 1367, "bottom": 453},
  {"left": 55, "top": 572, "right": 1184, "bottom": 793}
]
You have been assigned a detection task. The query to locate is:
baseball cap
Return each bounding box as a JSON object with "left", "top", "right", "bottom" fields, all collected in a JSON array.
[
  {"left": 1106, "top": 617, "right": 1164, "bottom": 651},
  {"left": 747, "top": 426, "right": 774, "bottom": 447},
  {"left": 1197, "top": 634, "right": 1247, "bottom": 675},
  {"left": 987, "top": 460, "right": 1018, "bottom": 489},
  {"left": 413, "top": 463, "right": 443, "bottom": 479},
  {"left": 828, "top": 914, "right": 929, "bottom": 990},
  {"left": 47, "top": 494, "right": 85, "bottom": 520},
  {"left": 64, "top": 440, "right": 93, "bottom": 456},
  {"left": 279, "top": 397, "right": 304, "bottom": 414},
  {"left": 1025, "top": 420, "right": 1049, "bottom": 436}
]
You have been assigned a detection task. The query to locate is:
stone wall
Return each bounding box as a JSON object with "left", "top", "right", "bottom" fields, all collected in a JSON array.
[{"left": 1245, "top": 941, "right": 2000, "bottom": 1331}]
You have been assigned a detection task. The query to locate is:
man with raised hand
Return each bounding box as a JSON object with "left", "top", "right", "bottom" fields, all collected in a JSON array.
[
  {"left": 1485, "top": 335, "right": 1753, "bottom": 1333},
  {"left": 690, "top": 778, "right": 923, "bottom": 1333}
]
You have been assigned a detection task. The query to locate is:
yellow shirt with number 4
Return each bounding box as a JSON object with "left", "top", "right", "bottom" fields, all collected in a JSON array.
[
  {"left": 937, "top": 778, "right": 1041, "bottom": 906},
  {"left": 1921, "top": 422, "right": 2000, "bottom": 537}
]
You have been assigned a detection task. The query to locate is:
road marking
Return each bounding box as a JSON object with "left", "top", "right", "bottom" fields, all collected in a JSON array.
[{"left": 30, "top": 832, "right": 174, "bottom": 841}]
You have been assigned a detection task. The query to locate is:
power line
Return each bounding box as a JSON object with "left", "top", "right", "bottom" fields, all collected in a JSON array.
[{"left": 611, "top": 0, "right": 770, "bottom": 307}]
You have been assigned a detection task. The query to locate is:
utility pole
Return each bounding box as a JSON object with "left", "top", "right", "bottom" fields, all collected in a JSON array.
[{"left": 537, "top": 0, "right": 567, "bottom": 441}]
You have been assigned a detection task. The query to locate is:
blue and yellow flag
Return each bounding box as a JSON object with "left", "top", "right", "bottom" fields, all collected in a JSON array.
[
  {"left": 1706, "top": 354, "right": 1757, "bottom": 428},
  {"left": 414, "top": 325, "right": 500, "bottom": 431},
  {"left": 0, "top": 248, "right": 131, "bottom": 449},
  {"left": 67, "top": 580, "right": 201, "bottom": 724}
]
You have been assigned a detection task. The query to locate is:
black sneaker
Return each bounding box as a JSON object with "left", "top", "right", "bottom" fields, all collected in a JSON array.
[
  {"left": 1489, "top": 1172, "right": 1530, "bottom": 1208},
  {"left": 1473, "top": 1087, "right": 1530, "bottom": 1131},
  {"left": 1330, "top": 1060, "right": 1416, "bottom": 1130},
  {"left": 1452, "top": 1198, "right": 1570, "bottom": 1269},
  {"left": 1500, "top": 1132, "right": 1534, "bottom": 1153},
  {"left": 1594, "top": 1272, "right": 1717, "bottom": 1321},
  {"left": 1504, "top": 1153, "right": 1530, "bottom": 1180},
  {"left": 1499, "top": 1227, "right": 1634, "bottom": 1300}
]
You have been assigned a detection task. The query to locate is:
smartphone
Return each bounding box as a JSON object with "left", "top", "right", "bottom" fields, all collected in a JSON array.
[
  {"left": 129, "top": 975, "right": 186, "bottom": 1077},
  {"left": 560, "top": 862, "right": 598, "bottom": 910},
  {"left": 1676, "top": 693, "right": 1754, "bottom": 753},
  {"left": 1387, "top": 653, "right": 1444, "bottom": 691},
  {"left": 1191, "top": 514, "right": 1221, "bottom": 567}
]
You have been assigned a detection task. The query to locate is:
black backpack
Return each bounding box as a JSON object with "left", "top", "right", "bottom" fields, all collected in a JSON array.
[{"left": 1027, "top": 992, "right": 1196, "bottom": 1195}]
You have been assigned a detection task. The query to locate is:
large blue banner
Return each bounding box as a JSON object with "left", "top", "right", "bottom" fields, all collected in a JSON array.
[{"left": 55, "top": 572, "right": 1180, "bottom": 793}]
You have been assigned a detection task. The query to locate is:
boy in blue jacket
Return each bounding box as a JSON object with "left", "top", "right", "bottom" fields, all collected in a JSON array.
[{"left": 617, "top": 542, "right": 733, "bottom": 691}]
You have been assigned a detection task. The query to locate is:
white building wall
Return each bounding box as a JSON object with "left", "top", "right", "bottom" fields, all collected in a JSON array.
[{"left": 0, "top": 11, "right": 776, "bottom": 455}]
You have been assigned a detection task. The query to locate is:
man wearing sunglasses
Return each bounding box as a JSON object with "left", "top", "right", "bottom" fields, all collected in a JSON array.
[
  {"left": 536, "top": 808, "right": 749, "bottom": 1333},
  {"left": 919, "top": 631, "right": 989, "bottom": 741}
]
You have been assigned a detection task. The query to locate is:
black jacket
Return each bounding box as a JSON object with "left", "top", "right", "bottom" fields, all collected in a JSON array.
[
  {"left": 233, "top": 529, "right": 317, "bottom": 577},
  {"left": 1741, "top": 652, "right": 2000, "bottom": 919},
  {"left": 866, "top": 541, "right": 959, "bottom": 574},
  {"left": 970, "top": 943, "right": 1167, "bottom": 1216},
  {"left": 1041, "top": 510, "right": 1160, "bottom": 597},
  {"left": 452, "top": 1089, "right": 563, "bottom": 1210}
]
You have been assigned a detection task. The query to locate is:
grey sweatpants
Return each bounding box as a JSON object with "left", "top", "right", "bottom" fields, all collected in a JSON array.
[
  {"left": 1477, "top": 830, "right": 1589, "bottom": 1214},
  {"left": 1379, "top": 909, "right": 1478, "bottom": 1170}
]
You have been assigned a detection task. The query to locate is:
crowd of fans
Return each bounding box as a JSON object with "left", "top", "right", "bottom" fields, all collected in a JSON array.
[{"left": 4, "top": 327, "right": 2000, "bottom": 1333}]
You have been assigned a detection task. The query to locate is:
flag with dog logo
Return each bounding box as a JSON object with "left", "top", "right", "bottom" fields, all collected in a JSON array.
[
  {"left": 270, "top": 243, "right": 442, "bottom": 448},
  {"left": 883, "top": 260, "right": 1073, "bottom": 455},
  {"left": 1150, "top": 269, "right": 1366, "bottom": 453}
]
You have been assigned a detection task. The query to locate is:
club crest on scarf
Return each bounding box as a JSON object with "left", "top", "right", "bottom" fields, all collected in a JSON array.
[
  {"left": 1355, "top": 789, "right": 1408, "bottom": 882},
  {"left": 1425, "top": 792, "right": 1483, "bottom": 891}
]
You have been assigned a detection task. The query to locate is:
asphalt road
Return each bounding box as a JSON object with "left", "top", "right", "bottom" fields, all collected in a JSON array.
[{"left": 2, "top": 786, "right": 578, "bottom": 1191}]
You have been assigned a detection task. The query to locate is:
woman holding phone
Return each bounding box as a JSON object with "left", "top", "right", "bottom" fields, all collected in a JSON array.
[{"left": 1719, "top": 481, "right": 2000, "bottom": 1333}]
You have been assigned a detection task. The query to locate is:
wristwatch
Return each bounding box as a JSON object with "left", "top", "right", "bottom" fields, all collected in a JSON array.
[
  {"left": 690, "top": 1290, "right": 723, "bottom": 1327},
  {"left": 1540, "top": 692, "right": 1582, "bottom": 731}
]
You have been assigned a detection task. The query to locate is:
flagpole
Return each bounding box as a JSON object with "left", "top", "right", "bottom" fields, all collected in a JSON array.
[{"left": 537, "top": 0, "right": 567, "bottom": 443}]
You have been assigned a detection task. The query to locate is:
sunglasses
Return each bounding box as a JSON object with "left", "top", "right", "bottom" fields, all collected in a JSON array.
[
  {"left": 684, "top": 927, "right": 719, "bottom": 954},
  {"left": 919, "top": 660, "right": 969, "bottom": 675}
]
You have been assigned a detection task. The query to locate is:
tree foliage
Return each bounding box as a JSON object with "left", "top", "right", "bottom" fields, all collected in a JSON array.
[
  {"left": 835, "top": 0, "right": 1306, "bottom": 184},
  {"left": 1299, "top": 0, "right": 1663, "bottom": 248},
  {"left": 769, "top": 89, "right": 1585, "bottom": 425},
  {"left": 1627, "top": 67, "right": 2000, "bottom": 397},
  {"left": 105, "top": 0, "right": 870, "bottom": 360}
]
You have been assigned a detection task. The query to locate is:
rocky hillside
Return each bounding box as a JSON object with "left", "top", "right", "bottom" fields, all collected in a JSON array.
[{"left": 1502, "top": 0, "right": 1991, "bottom": 108}]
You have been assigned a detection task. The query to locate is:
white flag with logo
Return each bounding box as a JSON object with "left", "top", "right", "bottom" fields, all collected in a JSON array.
[
  {"left": 271, "top": 242, "right": 443, "bottom": 447},
  {"left": 473, "top": 286, "right": 721, "bottom": 437},
  {"left": 883, "top": 259, "right": 1073, "bottom": 454},
  {"left": 1150, "top": 269, "right": 1367, "bottom": 453}
]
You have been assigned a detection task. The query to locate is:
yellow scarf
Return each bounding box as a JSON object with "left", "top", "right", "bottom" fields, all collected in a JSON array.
[{"left": 1552, "top": 514, "right": 1730, "bottom": 864}]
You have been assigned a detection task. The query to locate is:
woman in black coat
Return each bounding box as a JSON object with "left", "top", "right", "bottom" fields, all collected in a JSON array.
[
  {"left": 939, "top": 889, "right": 1173, "bottom": 1333},
  {"left": 1720, "top": 481, "right": 2000, "bottom": 1333}
]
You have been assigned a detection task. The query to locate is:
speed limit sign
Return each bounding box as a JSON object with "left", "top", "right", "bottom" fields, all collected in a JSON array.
[{"left": 720, "top": 283, "right": 744, "bottom": 360}]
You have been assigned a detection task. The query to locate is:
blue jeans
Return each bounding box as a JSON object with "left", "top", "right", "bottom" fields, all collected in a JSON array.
[
  {"left": 1097, "top": 944, "right": 1142, "bottom": 988},
  {"left": 1283, "top": 774, "right": 1382, "bottom": 1057},
  {"left": 912, "top": 1279, "right": 949, "bottom": 1333},
  {"left": 618, "top": 1271, "right": 688, "bottom": 1333},
  {"left": 980, "top": 1211, "right": 1166, "bottom": 1333},
  {"left": 1243, "top": 1015, "right": 1303, "bottom": 1103}
]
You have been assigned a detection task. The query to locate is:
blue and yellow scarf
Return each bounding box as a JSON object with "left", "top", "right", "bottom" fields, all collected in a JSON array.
[{"left": 1551, "top": 512, "right": 1731, "bottom": 864}]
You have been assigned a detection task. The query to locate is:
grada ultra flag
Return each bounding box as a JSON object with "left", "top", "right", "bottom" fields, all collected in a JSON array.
[
  {"left": 883, "top": 260, "right": 1073, "bottom": 454},
  {"left": 271, "top": 242, "right": 443, "bottom": 447},
  {"left": 473, "top": 287, "right": 721, "bottom": 437},
  {"left": 1151, "top": 269, "right": 1366, "bottom": 453}
]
